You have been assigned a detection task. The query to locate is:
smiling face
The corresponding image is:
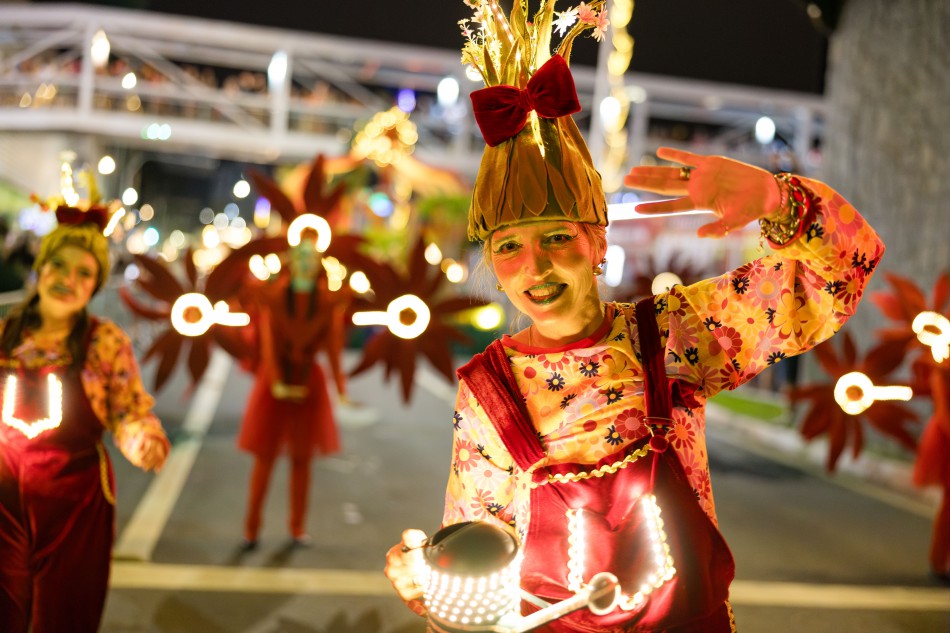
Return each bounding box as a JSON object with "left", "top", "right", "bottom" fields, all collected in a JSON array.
[
  {"left": 489, "top": 220, "right": 606, "bottom": 344},
  {"left": 36, "top": 244, "right": 99, "bottom": 324}
]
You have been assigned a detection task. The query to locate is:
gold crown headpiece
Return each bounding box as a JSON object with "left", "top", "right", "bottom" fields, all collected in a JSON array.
[{"left": 460, "top": 0, "right": 609, "bottom": 241}]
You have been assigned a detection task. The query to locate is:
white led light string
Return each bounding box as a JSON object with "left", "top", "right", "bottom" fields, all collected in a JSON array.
[
  {"left": 2, "top": 373, "right": 64, "bottom": 439},
  {"left": 424, "top": 550, "right": 523, "bottom": 627},
  {"left": 565, "top": 494, "right": 676, "bottom": 612}
]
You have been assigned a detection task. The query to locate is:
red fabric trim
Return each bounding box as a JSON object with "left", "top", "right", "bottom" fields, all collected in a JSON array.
[
  {"left": 456, "top": 340, "right": 546, "bottom": 470},
  {"left": 55, "top": 205, "right": 110, "bottom": 232},
  {"left": 635, "top": 297, "right": 672, "bottom": 422},
  {"left": 501, "top": 305, "right": 615, "bottom": 355}
]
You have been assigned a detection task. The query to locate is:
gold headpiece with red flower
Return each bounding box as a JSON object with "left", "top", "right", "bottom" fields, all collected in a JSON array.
[
  {"left": 31, "top": 163, "right": 120, "bottom": 291},
  {"left": 461, "top": 0, "right": 609, "bottom": 241}
]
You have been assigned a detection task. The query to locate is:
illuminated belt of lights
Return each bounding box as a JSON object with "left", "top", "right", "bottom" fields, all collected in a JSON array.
[
  {"left": 424, "top": 550, "right": 523, "bottom": 629},
  {"left": 170, "top": 293, "right": 251, "bottom": 337},
  {"left": 351, "top": 294, "right": 431, "bottom": 340},
  {"left": 565, "top": 495, "right": 676, "bottom": 612},
  {"left": 912, "top": 311, "right": 950, "bottom": 363},
  {"left": 286, "top": 213, "right": 332, "bottom": 252},
  {"left": 2, "top": 374, "right": 63, "bottom": 439},
  {"left": 833, "top": 371, "right": 913, "bottom": 416}
]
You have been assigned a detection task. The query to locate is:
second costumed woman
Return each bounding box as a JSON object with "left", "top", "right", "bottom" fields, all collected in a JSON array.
[{"left": 386, "top": 1, "right": 884, "bottom": 631}]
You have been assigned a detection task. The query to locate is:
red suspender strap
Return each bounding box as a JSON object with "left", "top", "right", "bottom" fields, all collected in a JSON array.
[
  {"left": 456, "top": 339, "right": 546, "bottom": 471},
  {"left": 635, "top": 297, "right": 673, "bottom": 422}
]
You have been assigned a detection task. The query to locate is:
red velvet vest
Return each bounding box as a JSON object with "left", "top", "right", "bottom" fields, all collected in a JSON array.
[{"left": 457, "top": 299, "right": 735, "bottom": 632}]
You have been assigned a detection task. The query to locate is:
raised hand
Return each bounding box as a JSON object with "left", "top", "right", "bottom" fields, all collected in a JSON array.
[{"left": 623, "top": 147, "right": 782, "bottom": 238}]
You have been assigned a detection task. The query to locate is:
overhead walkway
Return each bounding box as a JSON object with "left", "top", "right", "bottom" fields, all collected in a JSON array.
[{"left": 0, "top": 3, "right": 826, "bottom": 188}]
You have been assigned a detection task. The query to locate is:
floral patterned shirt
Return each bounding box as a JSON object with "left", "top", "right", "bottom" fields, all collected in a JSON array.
[
  {"left": 443, "top": 177, "right": 885, "bottom": 544},
  {"left": 0, "top": 317, "right": 166, "bottom": 467}
]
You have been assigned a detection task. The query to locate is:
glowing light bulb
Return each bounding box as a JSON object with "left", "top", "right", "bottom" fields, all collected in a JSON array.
[{"left": 652, "top": 272, "right": 683, "bottom": 295}]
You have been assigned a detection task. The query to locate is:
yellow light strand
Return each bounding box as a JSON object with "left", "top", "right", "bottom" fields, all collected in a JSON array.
[{"left": 600, "top": 0, "right": 635, "bottom": 193}]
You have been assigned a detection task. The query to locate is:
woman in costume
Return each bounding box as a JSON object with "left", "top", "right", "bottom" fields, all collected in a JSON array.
[
  {"left": 0, "top": 206, "right": 169, "bottom": 633},
  {"left": 237, "top": 233, "right": 347, "bottom": 549},
  {"left": 385, "top": 2, "right": 883, "bottom": 630}
]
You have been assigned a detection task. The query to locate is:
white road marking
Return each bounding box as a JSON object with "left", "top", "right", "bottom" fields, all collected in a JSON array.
[
  {"left": 112, "top": 349, "right": 233, "bottom": 562},
  {"left": 111, "top": 561, "right": 393, "bottom": 595},
  {"left": 109, "top": 561, "right": 950, "bottom": 611},
  {"left": 729, "top": 579, "right": 950, "bottom": 611}
]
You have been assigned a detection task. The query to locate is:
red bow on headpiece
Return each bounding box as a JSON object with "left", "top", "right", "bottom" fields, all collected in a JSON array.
[
  {"left": 470, "top": 55, "right": 581, "bottom": 147},
  {"left": 56, "top": 205, "right": 110, "bottom": 232}
]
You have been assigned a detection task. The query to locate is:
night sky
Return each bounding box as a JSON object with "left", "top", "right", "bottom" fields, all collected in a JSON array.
[{"left": 32, "top": 0, "right": 831, "bottom": 93}]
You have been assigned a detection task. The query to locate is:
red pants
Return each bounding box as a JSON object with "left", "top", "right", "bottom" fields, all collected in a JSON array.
[{"left": 244, "top": 454, "right": 312, "bottom": 541}]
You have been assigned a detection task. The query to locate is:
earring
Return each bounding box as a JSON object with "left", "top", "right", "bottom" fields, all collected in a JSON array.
[
  {"left": 496, "top": 283, "right": 504, "bottom": 292},
  {"left": 593, "top": 258, "right": 606, "bottom": 276}
]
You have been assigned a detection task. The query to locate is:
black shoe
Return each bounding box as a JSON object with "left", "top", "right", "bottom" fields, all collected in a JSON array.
[
  {"left": 291, "top": 534, "right": 312, "bottom": 548},
  {"left": 240, "top": 538, "right": 259, "bottom": 552}
]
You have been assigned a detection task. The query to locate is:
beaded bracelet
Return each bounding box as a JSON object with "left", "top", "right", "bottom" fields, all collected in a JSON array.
[{"left": 759, "top": 173, "right": 813, "bottom": 248}]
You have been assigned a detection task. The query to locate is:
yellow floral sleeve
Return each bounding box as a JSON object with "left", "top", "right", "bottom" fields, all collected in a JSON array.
[
  {"left": 659, "top": 177, "right": 885, "bottom": 397},
  {"left": 442, "top": 379, "right": 519, "bottom": 537},
  {"left": 82, "top": 319, "right": 169, "bottom": 467}
]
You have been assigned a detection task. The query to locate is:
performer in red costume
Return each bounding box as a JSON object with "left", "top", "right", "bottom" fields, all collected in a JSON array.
[
  {"left": 386, "top": 2, "right": 884, "bottom": 630},
  {"left": 237, "top": 233, "right": 347, "bottom": 549},
  {"left": 0, "top": 206, "right": 169, "bottom": 633}
]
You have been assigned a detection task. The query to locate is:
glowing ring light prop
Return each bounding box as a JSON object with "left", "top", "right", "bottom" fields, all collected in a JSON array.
[
  {"left": 833, "top": 371, "right": 913, "bottom": 416},
  {"left": 352, "top": 294, "right": 431, "bottom": 340},
  {"left": 171, "top": 293, "right": 250, "bottom": 337},
  {"left": 912, "top": 311, "right": 950, "bottom": 363},
  {"left": 2, "top": 374, "right": 63, "bottom": 439},
  {"left": 287, "top": 213, "right": 332, "bottom": 252}
]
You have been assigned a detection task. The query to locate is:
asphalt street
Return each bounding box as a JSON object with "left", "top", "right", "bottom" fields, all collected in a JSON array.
[{"left": 99, "top": 347, "right": 950, "bottom": 633}]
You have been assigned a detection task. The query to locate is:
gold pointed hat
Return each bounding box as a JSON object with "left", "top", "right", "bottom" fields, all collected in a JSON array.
[{"left": 461, "top": 0, "right": 609, "bottom": 241}]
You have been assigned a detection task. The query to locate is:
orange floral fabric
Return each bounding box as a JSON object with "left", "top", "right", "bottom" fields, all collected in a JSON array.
[
  {"left": 443, "top": 177, "right": 885, "bottom": 543},
  {"left": 0, "top": 318, "right": 166, "bottom": 467}
]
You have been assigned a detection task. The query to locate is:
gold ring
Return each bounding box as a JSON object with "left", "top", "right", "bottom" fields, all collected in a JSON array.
[{"left": 679, "top": 167, "right": 692, "bottom": 181}]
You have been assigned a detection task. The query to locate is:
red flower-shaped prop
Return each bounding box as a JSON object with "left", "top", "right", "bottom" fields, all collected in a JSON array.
[
  {"left": 120, "top": 237, "right": 284, "bottom": 391},
  {"left": 247, "top": 154, "right": 346, "bottom": 229},
  {"left": 788, "top": 331, "right": 917, "bottom": 472},
  {"left": 348, "top": 236, "right": 488, "bottom": 403},
  {"left": 870, "top": 270, "right": 950, "bottom": 576},
  {"left": 870, "top": 270, "right": 950, "bottom": 350}
]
